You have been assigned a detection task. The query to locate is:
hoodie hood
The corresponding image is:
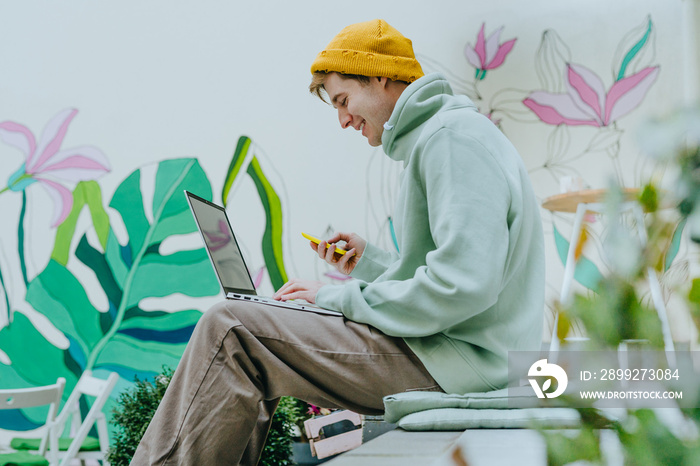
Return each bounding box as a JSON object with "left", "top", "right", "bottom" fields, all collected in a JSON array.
[{"left": 382, "top": 73, "right": 478, "bottom": 163}]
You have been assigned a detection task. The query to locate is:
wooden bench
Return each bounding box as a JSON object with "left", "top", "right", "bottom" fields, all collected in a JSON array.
[{"left": 323, "top": 428, "right": 624, "bottom": 465}]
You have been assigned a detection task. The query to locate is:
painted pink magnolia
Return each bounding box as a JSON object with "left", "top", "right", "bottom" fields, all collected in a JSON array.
[
  {"left": 486, "top": 112, "right": 502, "bottom": 127},
  {"left": 0, "top": 108, "right": 110, "bottom": 226},
  {"left": 464, "top": 23, "right": 516, "bottom": 71},
  {"left": 523, "top": 64, "right": 659, "bottom": 127}
]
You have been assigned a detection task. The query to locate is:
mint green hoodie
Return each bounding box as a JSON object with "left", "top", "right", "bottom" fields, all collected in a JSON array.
[{"left": 315, "top": 73, "right": 544, "bottom": 394}]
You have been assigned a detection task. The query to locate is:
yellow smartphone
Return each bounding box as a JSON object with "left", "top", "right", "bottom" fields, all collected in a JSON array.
[{"left": 302, "top": 232, "right": 348, "bottom": 255}]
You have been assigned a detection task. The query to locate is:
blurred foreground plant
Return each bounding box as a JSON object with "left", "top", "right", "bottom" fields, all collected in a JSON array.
[{"left": 546, "top": 107, "right": 700, "bottom": 465}]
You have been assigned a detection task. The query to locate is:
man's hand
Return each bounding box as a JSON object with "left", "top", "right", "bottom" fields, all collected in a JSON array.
[
  {"left": 273, "top": 279, "right": 326, "bottom": 304},
  {"left": 311, "top": 232, "right": 366, "bottom": 275}
]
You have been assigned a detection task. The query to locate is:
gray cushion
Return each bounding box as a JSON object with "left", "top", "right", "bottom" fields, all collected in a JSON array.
[
  {"left": 396, "top": 407, "right": 581, "bottom": 430},
  {"left": 384, "top": 386, "right": 580, "bottom": 430}
]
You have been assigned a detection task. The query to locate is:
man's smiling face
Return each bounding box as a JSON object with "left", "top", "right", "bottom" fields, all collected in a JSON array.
[{"left": 323, "top": 73, "right": 396, "bottom": 147}]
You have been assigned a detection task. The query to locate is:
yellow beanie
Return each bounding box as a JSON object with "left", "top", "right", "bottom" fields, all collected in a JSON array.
[{"left": 311, "top": 19, "right": 424, "bottom": 83}]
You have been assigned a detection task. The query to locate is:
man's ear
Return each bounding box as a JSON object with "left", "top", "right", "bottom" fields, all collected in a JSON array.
[{"left": 377, "top": 76, "right": 390, "bottom": 88}]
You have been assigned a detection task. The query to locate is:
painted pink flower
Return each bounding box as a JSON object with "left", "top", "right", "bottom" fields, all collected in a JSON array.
[
  {"left": 523, "top": 64, "right": 659, "bottom": 127},
  {"left": 464, "top": 23, "right": 517, "bottom": 79},
  {"left": 0, "top": 108, "right": 110, "bottom": 226},
  {"left": 485, "top": 112, "right": 502, "bottom": 127}
]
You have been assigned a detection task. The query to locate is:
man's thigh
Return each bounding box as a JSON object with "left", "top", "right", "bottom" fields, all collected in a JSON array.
[{"left": 201, "top": 300, "right": 441, "bottom": 413}]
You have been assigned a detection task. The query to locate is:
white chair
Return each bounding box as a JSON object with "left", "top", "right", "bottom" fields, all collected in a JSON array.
[
  {"left": 10, "top": 371, "right": 118, "bottom": 466},
  {"left": 0, "top": 378, "right": 66, "bottom": 466}
]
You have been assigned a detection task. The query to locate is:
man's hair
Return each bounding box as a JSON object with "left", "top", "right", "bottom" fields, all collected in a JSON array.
[
  {"left": 309, "top": 71, "right": 370, "bottom": 104},
  {"left": 309, "top": 72, "right": 411, "bottom": 104}
]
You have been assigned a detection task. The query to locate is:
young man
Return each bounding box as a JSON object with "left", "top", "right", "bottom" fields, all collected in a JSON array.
[{"left": 132, "top": 19, "right": 544, "bottom": 465}]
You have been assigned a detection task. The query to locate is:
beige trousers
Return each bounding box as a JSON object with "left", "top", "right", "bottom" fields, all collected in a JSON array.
[{"left": 130, "top": 299, "right": 441, "bottom": 465}]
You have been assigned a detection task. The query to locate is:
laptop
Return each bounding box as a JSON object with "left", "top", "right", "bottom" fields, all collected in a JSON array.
[{"left": 184, "top": 190, "right": 342, "bottom": 316}]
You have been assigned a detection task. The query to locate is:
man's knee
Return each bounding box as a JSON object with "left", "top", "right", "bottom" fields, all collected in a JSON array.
[
  {"left": 192, "top": 301, "right": 242, "bottom": 339},
  {"left": 196, "top": 300, "right": 271, "bottom": 336},
  {"left": 197, "top": 300, "right": 291, "bottom": 343}
]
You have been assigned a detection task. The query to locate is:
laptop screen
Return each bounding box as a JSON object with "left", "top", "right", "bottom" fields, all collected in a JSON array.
[{"left": 185, "top": 191, "right": 257, "bottom": 295}]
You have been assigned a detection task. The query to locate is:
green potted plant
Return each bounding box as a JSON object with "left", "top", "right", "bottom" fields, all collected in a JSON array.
[
  {"left": 107, "top": 366, "right": 330, "bottom": 465},
  {"left": 107, "top": 367, "right": 174, "bottom": 466}
]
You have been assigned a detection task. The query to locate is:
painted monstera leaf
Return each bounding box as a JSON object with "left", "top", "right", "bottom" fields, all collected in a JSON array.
[{"left": 0, "top": 158, "right": 219, "bottom": 430}]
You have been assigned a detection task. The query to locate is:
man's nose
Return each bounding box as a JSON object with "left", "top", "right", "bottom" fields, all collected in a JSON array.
[{"left": 338, "top": 109, "right": 352, "bottom": 129}]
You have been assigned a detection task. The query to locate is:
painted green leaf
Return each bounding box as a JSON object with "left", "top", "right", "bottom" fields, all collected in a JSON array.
[
  {"left": 151, "top": 159, "right": 214, "bottom": 244},
  {"left": 389, "top": 217, "right": 400, "bottom": 253},
  {"left": 110, "top": 170, "right": 149, "bottom": 257},
  {"left": 25, "top": 260, "right": 104, "bottom": 359},
  {"left": 18, "top": 192, "right": 28, "bottom": 286},
  {"left": 247, "top": 156, "right": 288, "bottom": 290},
  {"left": 52, "top": 181, "right": 110, "bottom": 266},
  {"left": 553, "top": 224, "right": 603, "bottom": 292},
  {"left": 127, "top": 249, "right": 218, "bottom": 309},
  {"left": 0, "top": 262, "right": 10, "bottom": 323},
  {"left": 220, "top": 136, "right": 289, "bottom": 291},
  {"left": 664, "top": 218, "right": 686, "bottom": 272},
  {"left": 0, "top": 312, "right": 78, "bottom": 398},
  {"left": 95, "top": 333, "right": 187, "bottom": 380},
  {"left": 616, "top": 16, "right": 652, "bottom": 81},
  {"left": 222, "top": 136, "right": 252, "bottom": 206},
  {"left": 87, "top": 158, "right": 217, "bottom": 370},
  {"left": 104, "top": 231, "right": 130, "bottom": 290},
  {"left": 74, "top": 235, "right": 122, "bottom": 326},
  {"left": 118, "top": 310, "right": 201, "bottom": 332}
]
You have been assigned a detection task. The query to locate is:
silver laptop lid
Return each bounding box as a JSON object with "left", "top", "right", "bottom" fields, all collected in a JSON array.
[{"left": 184, "top": 190, "right": 257, "bottom": 296}]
